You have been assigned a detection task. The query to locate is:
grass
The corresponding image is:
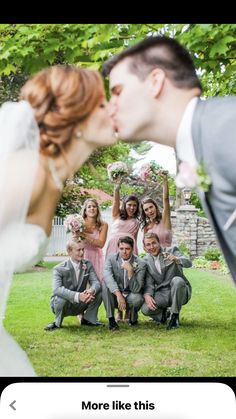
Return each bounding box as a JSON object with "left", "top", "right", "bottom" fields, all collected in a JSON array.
[{"left": 4, "top": 263, "right": 236, "bottom": 377}]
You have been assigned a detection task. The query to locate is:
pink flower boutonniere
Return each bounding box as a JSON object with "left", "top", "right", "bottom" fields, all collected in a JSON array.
[
  {"left": 81, "top": 263, "right": 87, "bottom": 271},
  {"left": 175, "top": 162, "right": 211, "bottom": 193}
]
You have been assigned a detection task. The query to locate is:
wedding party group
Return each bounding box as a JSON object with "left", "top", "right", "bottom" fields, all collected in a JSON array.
[
  {"left": 44, "top": 174, "right": 192, "bottom": 333},
  {"left": 0, "top": 35, "right": 235, "bottom": 377}
]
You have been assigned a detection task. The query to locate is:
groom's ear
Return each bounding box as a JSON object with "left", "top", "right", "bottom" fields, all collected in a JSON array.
[{"left": 148, "top": 68, "right": 166, "bottom": 98}]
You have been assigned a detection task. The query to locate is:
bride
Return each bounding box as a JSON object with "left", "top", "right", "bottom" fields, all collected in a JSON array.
[{"left": 0, "top": 64, "right": 117, "bottom": 376}]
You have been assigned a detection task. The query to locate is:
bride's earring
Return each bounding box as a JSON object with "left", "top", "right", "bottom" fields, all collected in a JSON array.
[{"left": 76, "top": 130, "right": 83, "bottom": 140}]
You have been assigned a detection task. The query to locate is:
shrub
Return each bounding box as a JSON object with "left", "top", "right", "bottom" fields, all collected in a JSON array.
[
  {"left": 204, "top": 248, "right": 221, "bottom": 261},
  {"left": 178, "top": 242, "right": 190, "bottom": 257},
  {"left": 192, "top": 257, "right": 211, "bottom": 269}
]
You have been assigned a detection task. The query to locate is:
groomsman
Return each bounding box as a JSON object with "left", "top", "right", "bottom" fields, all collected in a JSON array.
[
  {"left": 44, "top": 239, "right": 102, "bottom": 330},
  {"left": 103, "top": 236, "right": 146, "bottom": 330},
  {"left": 141, "top": 232, "right": 192, "bottom": 330}
]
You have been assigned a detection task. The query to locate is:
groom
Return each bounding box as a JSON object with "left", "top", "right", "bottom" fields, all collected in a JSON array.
[
  {"left": 102, "top": 36, "right": 236, "bottom": 284},
  {"left": 44, "top": 239, "right": 102, "bottom": 330}
]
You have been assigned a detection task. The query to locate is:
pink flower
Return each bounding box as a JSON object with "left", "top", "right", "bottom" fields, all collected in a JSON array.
[
  {"left": 175, "top": 162, "right": 198, "bottom": 188},
  {"left": 64, "top": 214, "right": 85, "bottom": 235}
]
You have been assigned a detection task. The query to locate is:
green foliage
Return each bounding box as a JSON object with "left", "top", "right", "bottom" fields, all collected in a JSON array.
[
  {"left": 178, "top": 242, "right": 190, "bottom": 257},
  {"left": 219, "top": 256, "right": 230, "bottom": 274},
  {"left": 55, "top": 184, "right": 89, "bottom": 218},
  {"left": 196, "top": 163, "right": 212, "bottom": 192},
  {"left": 204, "top": 248, "right": 221, "bottom": 261},
  {"left": 190, "top": 190, "right": 205, "bottom": 217},
  {"left": 138, "top": 251, "right": 147, "bottom": 258},
  {"left": 0, "top": 23, "right": 235, "bottom": 98},
  {"left": 192, "top": 257, "right": 211, "bottom": 269}
]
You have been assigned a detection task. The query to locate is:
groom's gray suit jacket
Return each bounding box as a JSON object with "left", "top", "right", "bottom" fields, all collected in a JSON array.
[
  {"left": 51, "top": 258, "right": 101, "bottom": 303},
  {"left": 192, "top": 97, "right": 236, "bottom": 283}
]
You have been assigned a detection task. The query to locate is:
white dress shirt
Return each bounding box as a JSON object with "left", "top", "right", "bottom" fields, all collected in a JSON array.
[
  {"left": 153, "top": 254, "right": 162, "bottom": 274},
  {"left": 70, "top": 258, "right": 81, "bottom": 303},
  {"left": 176, "top": 96, "right": 199, "bottom": 167}
]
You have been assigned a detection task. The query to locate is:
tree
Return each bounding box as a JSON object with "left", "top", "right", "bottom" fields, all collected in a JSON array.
[{"left": 1, "top": 23, "right": 234, "bottom": 213}]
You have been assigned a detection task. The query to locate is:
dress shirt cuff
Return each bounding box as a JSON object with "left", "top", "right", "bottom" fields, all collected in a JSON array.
[
  {"left": 113, "top": 288, "right": 120, "bottom": 294},
  {"left": 74, "top": 292, "right": 80, "bottom": 303}
]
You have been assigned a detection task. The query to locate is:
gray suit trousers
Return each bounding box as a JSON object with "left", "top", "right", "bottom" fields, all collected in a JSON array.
[
  {"left": 51, "top": 291, "right": 102, "bottom": 327},
  {"left": 141, "top": 276, "right": 191, "bottom": 319},
  {"left": 102, "top": 283, "right": 144, "bottom": 322}
]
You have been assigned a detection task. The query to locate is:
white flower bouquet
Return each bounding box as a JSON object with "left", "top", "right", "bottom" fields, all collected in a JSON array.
[
  {"left": 64, "top": 214, "right": 85, "bottom": 239},
  {"left": 107, "top": 161, "right": 129, "bottom": 182},
  {"left": 139, "top": 161, "right": 163, "bottom": 182}
]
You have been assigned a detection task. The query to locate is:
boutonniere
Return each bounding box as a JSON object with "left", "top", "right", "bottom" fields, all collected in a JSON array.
[
  {"left": 81, "top": 263, "right": 87, "bottom": 271},
  {"left": 132, "top": 261, "right": 138, "bottom": 271},
  {"left": 175, "top": 162, "right": 211, "bottom": 193},
  {"left": 196, "top": 163, "right": 212, "bottom": 192}
]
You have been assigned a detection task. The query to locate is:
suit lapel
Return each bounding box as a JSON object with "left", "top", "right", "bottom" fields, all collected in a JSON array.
[
  {"left": 116, "top": 254, "right": 124, "bottom": 285},
  {"left": 148, "top": 254, "right": 162, "bottom": 279}
]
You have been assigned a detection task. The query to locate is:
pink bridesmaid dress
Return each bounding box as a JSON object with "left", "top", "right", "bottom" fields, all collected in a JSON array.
[
  {"left": 84, "top": 229, "right": 104, "bottom": 282},
  {"left": 105, "top": 217, "right": 140, "bottom": 257},
  {"left": 145, "top": 219, "right": 172, "bottom": 247}
]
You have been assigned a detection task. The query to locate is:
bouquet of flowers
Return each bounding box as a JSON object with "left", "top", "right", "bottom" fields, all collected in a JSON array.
[
  {"left": 139, "top": 161, "right": 164, "bottom": 182},
  {"left": 64, "top": 214, "right": 85, "bottom": 239},
  {"left": 107, "top": 161, "right": 129, "bottom": 182}
]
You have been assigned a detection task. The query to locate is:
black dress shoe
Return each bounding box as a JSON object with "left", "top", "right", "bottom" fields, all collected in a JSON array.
[
  {"left": 109, "top": 319, "right": 119, "bottom": 331},
  {"left": 81, "top": 318, "right": 97, "bottom": 326},
  {"left": 128, "top": 320, "right": 138, "bottom": 327},
  {"left": 44, "top": 322, "right": 59, "bottom": 331},
  {"left": 160, "top": 308, "right": 171, "bottom": 324},
  {"left": 166, "top": 313, "right": 180, "bottom": 330},
  {"left": 95, "top": 321, "right": 105, "bottom": 326}
]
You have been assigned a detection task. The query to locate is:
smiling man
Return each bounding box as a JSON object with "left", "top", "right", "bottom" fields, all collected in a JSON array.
[
  {"left": 142, "top": 232, "right": 192, "bottom": 330},
  {"left": 103, "top": 236, "right": 146, "bottom": 330}
]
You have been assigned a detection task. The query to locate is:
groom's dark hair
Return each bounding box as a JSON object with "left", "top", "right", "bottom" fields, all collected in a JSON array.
[{"left": 102, "top": 35, "right": 202, "bottom": 91}]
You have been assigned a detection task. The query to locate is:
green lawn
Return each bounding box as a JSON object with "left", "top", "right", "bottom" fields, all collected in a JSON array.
[{"left": 4, "top": 264, "right": 236, "bottom": 377}]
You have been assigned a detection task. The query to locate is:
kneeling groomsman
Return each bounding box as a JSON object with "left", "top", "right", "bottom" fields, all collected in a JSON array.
[
  {"left": 142, "top": 233, "right": 192, "bottom": 330},
  {"left": 103, "top": 236, "right": 146, "bottom": 330},
  {"left": 44, "top": 239, "right": 102, "bottom": 330}
]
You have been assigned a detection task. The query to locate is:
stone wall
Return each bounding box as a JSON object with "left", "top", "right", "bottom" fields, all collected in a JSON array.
[{"left": 171, "top": 204, "right": 219, "bottom": 259}]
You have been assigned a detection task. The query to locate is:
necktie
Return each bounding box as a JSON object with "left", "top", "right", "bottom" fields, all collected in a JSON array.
[
  {"left": 75, "top": 263, "right": 80, "bottom": 282},
  {"left": 154, "top": 256, "right": 161, "bottom": 274},
  {"left": 123, "top": 268, "right": 128, "bottom": 290}
]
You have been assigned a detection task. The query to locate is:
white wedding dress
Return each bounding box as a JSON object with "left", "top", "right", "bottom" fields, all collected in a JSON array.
[
  {"left": 0, "top": 100, "right": 50, "bottom": 376},
  {"left": 0, "top": 224, "right": 50, "bottom": 376}
]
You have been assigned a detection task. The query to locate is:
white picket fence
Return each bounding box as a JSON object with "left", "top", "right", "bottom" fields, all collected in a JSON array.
[{"left": 46, "top": 217, "right": 68, "bottom": 255}]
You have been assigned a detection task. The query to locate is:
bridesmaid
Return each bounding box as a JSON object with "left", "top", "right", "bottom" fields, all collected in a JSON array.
[
  {"left": 105, "top": 184, "right": 140, "bottom": 257},
  {"left": 105, "top": 182, "right": 140, "bottom": 322},
  {"left": 140, "top": 171, "right": 172, "bottom": 247},
  {"left": 81, "top": 198, "right": 108, "bottom": 282}
]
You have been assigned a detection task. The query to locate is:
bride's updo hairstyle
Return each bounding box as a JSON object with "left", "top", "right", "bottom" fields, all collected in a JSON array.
[{"left": 20, "top": 65, "right": 104, "bottom": 156}]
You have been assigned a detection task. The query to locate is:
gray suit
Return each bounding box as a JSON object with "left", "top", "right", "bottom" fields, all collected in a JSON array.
[
  {"left": 192, "top": 97, "right": 236, "bottom": 283},
  {"left": 141, "top": 246, "right": 192, "bottom": 320},
  {"left": 50, "top": 259, "right": 102, "bottom": 327},
  {"left": 103, "top": 253, "right": 146, "bottom": 322}
]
